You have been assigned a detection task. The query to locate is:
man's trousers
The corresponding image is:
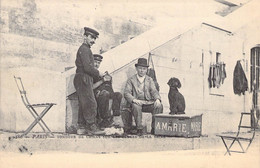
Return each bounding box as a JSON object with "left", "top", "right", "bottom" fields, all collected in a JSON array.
[
  {"left": 74, "top": 73, "right": 97, "bottom": 127},
  {"left": 96, "top": 90, "right": 122, "bottom": 121},
  {"left": 122, "top": 103, "right": 163, "bottom": 130}
]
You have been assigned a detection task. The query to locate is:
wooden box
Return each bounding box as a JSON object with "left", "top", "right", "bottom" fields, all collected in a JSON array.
[{"left": 154, "top": 114, "right": 202, "bottom": 137}]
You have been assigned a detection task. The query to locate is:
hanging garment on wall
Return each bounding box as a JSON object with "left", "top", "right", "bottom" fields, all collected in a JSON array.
[
  {"left": 208, "top": 65, "right": 213, "bottom": 88},
  {"left": 215, "top": 64, "right": 221, "bottom": 88},
  {"left": 233, "top": 60, "right": 248, "bottom": 95},
  {"left": 147, "top": 53, "right": 160, "bottom": 91},
  {"left": 212, "top": 65, "right": 216, "bottom": 88},
  {"left": 208, "top": 62, "right": 227, "bottom": 88},
  {"left": 147, "top": 68, "right": 160, "bottom": 91},
  {"left": 219, "top": 63, "right": 223, "bottom": 83},
  {"left": 221, "top": 63, "right": 227, "bottom": 84}
]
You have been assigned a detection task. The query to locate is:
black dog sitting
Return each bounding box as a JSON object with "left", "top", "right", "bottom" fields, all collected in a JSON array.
[{"left": 167, "top": 77, "right": 185, "bottom": 115}]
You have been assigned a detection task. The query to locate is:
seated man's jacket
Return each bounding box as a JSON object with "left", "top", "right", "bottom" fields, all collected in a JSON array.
[{"left": 124, "top": 74, "right": 161, "bottom": 108}]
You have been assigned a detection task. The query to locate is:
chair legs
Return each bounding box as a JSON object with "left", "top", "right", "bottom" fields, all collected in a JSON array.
[
  {"left": 237, "top": 140, "right": 245, "bottom": 152},
  {"left": 29, "top": 106, "right": 54, "bottom": 137},
  {"left": 20, "top": 104, "right": 54, "bottom": 138},
  {"left": 221, "top": 137, "right": 231, "bottom": 156},
  {"left": 245, "top": 140, "right": 253, "bottom": 152},
  {"left": 220, "top": 137, "right": 252, "bottom": 156}
]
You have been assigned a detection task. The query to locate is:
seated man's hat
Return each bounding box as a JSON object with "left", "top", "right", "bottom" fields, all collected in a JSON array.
[
  {"left": 135, "top": 58, "right": 149, "bottom": 67},
  {"left": 84, "top": 27, "right": 99, "bottom": 38},
  {"left": 93, "top": 54, "right": 103, "bottom": 62}
]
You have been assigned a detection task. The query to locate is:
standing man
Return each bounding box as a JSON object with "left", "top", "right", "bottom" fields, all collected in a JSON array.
[
  {"left": 123, "top": 58, "right": 163, "bottom": 135},
  {"left": 93, "top": 54, "right": 122, "bottom": 128},
  {"left": 74, "top": 27, "right": 105, "bottom": 135}
]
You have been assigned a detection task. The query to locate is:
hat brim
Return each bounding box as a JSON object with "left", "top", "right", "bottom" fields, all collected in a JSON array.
[
  {"left": 85, "top": 32, "right": 99, "bottom": 38},
  {"left": 94, "top": 58, "right": 102, "bottom": 62},
  {"left": 135, "top": 64, "right": 149, "bottom": 67}
]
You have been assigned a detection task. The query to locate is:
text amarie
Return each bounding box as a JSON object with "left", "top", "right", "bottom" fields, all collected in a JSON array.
[{"left": 156, "top": 121, "right": 201, "bottom": 132}]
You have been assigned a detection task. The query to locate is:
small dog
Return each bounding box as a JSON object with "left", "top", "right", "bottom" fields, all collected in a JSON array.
[{"left": 167, "top": 77, "right": 185, "bottom": 115}]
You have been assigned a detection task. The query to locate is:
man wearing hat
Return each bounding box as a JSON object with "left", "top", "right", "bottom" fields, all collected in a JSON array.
[
  {"left": 74, "top": 27, "right": 106, "bottom": 135},
  {"left": 123, "top": 58, "right": 163, "bottom": 135},
  {"left": 92, "top": 54, "right": 123, "bottom": 128}
]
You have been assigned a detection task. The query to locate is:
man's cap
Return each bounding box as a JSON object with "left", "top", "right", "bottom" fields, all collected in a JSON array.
[
  {"left": 93, "top": 54, "right": 103, "bottom": 62},
  {"left": 135, "top": 58, "right": 149, "bottom": 67},
  {"left": 84, "top": 27, "right": 99, "bottom": 38}
]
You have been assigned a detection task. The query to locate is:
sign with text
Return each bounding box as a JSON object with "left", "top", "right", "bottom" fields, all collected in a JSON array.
[{"left": 154, "top": 114, "right": 202, "bottom": 137}]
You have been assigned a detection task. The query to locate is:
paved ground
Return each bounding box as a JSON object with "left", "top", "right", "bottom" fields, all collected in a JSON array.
[{"left": 0, "top": 131, "right": 259, "bottom": 168}]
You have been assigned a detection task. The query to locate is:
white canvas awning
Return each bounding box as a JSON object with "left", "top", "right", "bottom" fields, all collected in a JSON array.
[{"left": 63, "top": 17, "right": 205, "bottom": 96}]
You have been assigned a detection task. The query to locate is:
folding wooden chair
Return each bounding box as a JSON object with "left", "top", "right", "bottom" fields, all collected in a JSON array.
[
  {"left": 216, "top": 110, "right": 258, "bottom": 155},
  {"left": 14, "top": 76, "right": 56, "bottom": 138}
]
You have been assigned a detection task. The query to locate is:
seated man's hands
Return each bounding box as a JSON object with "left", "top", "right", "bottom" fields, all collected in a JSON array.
[
  {"left": 99, "top": 71, "right": 106, "bottom": 77},
  {"left": 154, "top": 99, "right": 161, "bottom": 108},
  {"left": 132, "top": 99, "right": 144, "bottom": 106},
  {"left": 133, "top": 99, "right": 161, "bottom": 107}
]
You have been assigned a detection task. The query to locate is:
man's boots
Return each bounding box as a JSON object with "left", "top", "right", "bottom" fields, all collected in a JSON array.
[
  {"left": 87, "top": 124, "right": 105, "bottom": 135},
  {"left": 137, "top": 129, "right": 143, "bottom": 136},
  {"left": 151, "top": 128, "right": 155, "bottom": 135},
  {"left": 99, "top": 119, "right": 113, "bottom": 128},
  {"left": 77, "top": 127, "right": 87, "bottom": 135}
]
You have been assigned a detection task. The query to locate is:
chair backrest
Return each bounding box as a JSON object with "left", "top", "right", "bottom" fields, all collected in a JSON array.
[
  {"left": 237, "top": 110, "right": 258, "bottom": 139},
  {"left": 14, "top": 76, "right": 31, "bottom": 106}
]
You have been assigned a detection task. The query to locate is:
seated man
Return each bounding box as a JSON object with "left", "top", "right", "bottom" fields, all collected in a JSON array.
[
  {"left": 123, "top": 58, "right": 163, "bottom": 135},
  {"left": 93, "top": 54, "right": 123, "bottom": 128}
]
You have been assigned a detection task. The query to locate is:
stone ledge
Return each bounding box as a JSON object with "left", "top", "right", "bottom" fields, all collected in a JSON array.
[{"left": 1, "top": 132, "right": 201, "bottom": 154}]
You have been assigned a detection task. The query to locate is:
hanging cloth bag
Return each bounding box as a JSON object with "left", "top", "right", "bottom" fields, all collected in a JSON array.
[{"left": 147, "top": 53, "right": 160, "bottom": 91}]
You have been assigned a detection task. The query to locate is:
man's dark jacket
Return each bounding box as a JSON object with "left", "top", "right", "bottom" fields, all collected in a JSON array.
[{"left": 233, "top": 61, "right": 248, "bottom": 95}]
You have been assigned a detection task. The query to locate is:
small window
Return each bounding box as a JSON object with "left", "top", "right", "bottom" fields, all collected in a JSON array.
[
  {"left": 208, "top": 51, "right": 225, "bottom": 96},
  {"left": 216, "top": 52, "right": 221, "bottom": 63}
]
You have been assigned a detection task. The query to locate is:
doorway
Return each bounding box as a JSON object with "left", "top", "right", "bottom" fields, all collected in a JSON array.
[{"left": 250, "top": 45, "right": 260, "bottom": 127}]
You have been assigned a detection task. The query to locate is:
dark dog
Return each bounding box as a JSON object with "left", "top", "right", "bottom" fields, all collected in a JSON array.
[{"left": 167, "top": 77, "right": 185, "bottom": 115}]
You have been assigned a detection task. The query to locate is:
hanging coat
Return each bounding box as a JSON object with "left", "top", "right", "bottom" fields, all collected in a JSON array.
[
  {"left": 147, "top": 53, "right": 160, "bottom": 91},
  {"left": 147, "top": 68, "right": 160, "bottom": 91},
  {"left": 233, "top": 61, "right": 248, "bottom": 95}
]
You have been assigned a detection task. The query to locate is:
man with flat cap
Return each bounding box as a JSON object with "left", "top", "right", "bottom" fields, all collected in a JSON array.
[
  {"left": 123, "top": 58, "right": 163, "bottom": 135},
  {"left": 92, "top": 54, "right": 122, "bottom": 128},
  {"left": 74, "top": 27, "right": 106, "bottom": 135}
]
